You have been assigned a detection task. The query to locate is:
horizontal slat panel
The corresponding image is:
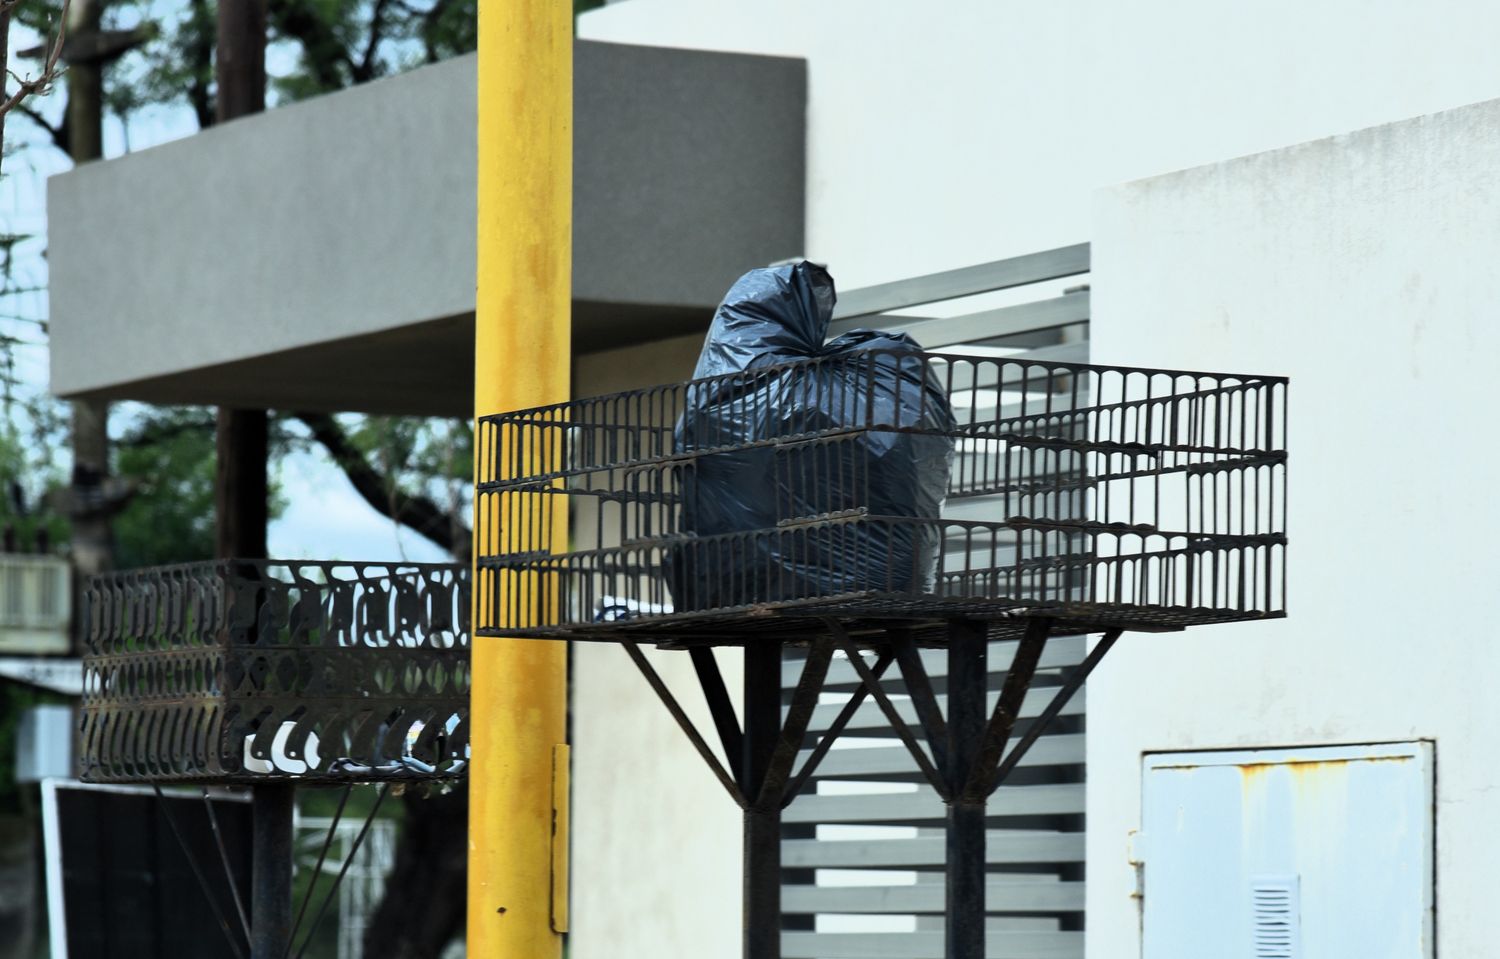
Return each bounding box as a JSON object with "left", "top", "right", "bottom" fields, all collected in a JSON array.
[
  {"left": 783, "top": 878, "right": 1084, "bottom": 914},
  {"left": 830, "top": 291, "right": 1090, "bottom": 346},
  {"left": 804, "top": 734, "right": 1083, "bottom": 781},
  {"left": 788, "top": 634, "right": 1087, "bottom": 690},
  {"left": 782, "top": 930, "right": 1083, "bottom": 959},
  {"left": 833, "top": 244, "right": 1090, "bottom": 320},
  {"left": 808, "top": 686, "right": 1085, "bottom": 734},
  {"left": 830, "top": 292, "right": 1090, "bottom": 346},
  {"left": 784, "top": 783, "right": 1083, "bottom": 825},
  {"left": 942, "top": 498, "right": 1014, "bottom": 523},
  {"left": 783, "top": 831, "right": 1083, "bottom": 869},
  {"left": 785, "top": 248, "right": 1092, "bottom": 949},
  {"left": 1002, "top": 342, "right": 1090, "bottom": 366}
]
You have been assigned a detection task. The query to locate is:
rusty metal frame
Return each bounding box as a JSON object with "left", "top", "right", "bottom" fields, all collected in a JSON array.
[{"left": 81, "top": 560, "right": 470, "bottom": 785}]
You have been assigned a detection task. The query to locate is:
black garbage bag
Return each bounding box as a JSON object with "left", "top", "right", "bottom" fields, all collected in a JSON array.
[{"left": 668, "top": 261, "right": 956, "bottom": 612}]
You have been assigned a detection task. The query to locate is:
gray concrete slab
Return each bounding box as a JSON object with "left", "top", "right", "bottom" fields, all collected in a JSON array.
[{"left": 48, "top": 41, "right": 805, "bottom": 415}]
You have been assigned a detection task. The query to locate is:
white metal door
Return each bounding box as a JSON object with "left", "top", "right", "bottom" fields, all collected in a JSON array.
[{"left": 1140, "top": 742, "right": 1433, "bottom": 959}]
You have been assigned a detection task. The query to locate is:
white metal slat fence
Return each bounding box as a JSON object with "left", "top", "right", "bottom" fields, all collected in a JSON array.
[{"left": 781, "top": 244, "right": 1091, "bottom": 958}]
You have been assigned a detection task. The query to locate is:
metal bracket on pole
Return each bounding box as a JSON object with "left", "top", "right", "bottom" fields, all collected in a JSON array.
[
  {"left": 957, "top": 617, "right": 1050, "bottom": 803},
  {"left": 827, "top": 618, "right": 1123, "bottom": 959},
  {"left": 981, "top": 627, "right": 1121, "bottom": 797}
]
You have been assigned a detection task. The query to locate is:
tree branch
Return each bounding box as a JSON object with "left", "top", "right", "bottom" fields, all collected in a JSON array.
[
  {"left": 354, "top": 0, "right": 392, "bottom": 82},
  {"left": 14, "top": 100, "right": 65, "bottom": 151},
  {"left": 294, "top": 411, "right": 469, "bottom": 559},
  {"left": 185, "top": 0, "right": 212, "bottom": 129},
  {"left": 419, "top": 0, "right": 460, "bottom": 64},
  {"left": 0, "top": 0, "right": 71, "bottom": 119},
  {"left": 116, "top": 413, "right": 217, "bottom": 449},
  {"left": 267, "top": 0, "right": 353, "bottom": 94}
]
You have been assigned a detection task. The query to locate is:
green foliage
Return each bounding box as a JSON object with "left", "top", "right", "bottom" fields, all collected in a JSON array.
[
  {"left": 342, "top": 414, "right": 470, "bottom": 498},
  {"left": 0, "top": 406, "right": 69, "bottom": 551},
  {"left": 111, "top": 408, "right": 220, "bottom": 567},
  {"left": 110, "top": 407, "right": 294, "bottom": 567},
  {"left": 292, "top": 413, "right": 472, "bottom": 551}
]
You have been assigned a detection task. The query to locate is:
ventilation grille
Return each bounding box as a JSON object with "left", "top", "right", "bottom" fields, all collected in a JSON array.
[{"left": 1250, "top": 875, "right": 1300, "bottom": 959}]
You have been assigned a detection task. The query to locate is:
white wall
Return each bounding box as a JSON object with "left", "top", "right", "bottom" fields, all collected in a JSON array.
[
  {"left": 575, "top": 4, "right": 1500, "bottom": 955},
  {"left": 1086, "top": 98, "right": 1500, "bottom": 958},
  {"left": 568, "top": 334, "right": 751, "bottom": 959},
  {"left": 584, "top": 0, "right": 1500, "bottom": 289}
]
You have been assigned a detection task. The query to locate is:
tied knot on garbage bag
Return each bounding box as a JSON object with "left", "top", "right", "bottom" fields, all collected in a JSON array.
[{"left": 667, "top": 261, "right": 957, "bottom": 612}]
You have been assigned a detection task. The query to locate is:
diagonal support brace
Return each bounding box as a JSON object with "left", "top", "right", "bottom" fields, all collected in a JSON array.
[
  {"left": 624, "top": 642, "right": 746, "bottom": 807},
  {"left": 981, "top": 627, "right": 1122, "bottom": 797},
  {"left": 783, "top": 649, "right": 893, "bottom": 807},
  {"left": 958, "top": 617, "right": 1050, "bottom": 804},
  {"left": 754, "top": 636, "right": 834, "bottom": 810},
  {"left": 824, "top": 619, "right": 950, "bottom": 800}
]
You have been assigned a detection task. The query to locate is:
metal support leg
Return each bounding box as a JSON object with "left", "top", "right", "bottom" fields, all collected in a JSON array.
[
  {"left": 945, "top": 621, "right": 987, "bottom": 959},
  {"left": 742, "top": 644, "right": 782, "bottom": 959},
  {"left": 250, "top": 783, "right": 294, "bottom": 959}
]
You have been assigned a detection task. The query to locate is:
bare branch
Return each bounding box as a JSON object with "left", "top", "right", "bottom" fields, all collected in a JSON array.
[
  {"left": 294, "top": 411, "right": 470, "bottom": 559},
  {"left": 0, "top": 0, "right": 72, "bottom": 120},
  {"left": 14, "top": 101, "right": 64, "bottom": 151},
  {"left": 355, "top": 0, "right": 392, "bottom": 81}
]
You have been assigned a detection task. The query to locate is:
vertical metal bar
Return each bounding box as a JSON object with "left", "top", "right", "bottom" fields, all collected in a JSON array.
[
  {"left": 756, "top": 637, "right": 833, "bottom": 810},
  {"left": 742, "top": 642, "right": 782, "bottom": 959},
  {"left": 961, "top": 618, "right": 1050, "bottom": 802},
  {"left": 945, "top": 619, "right": 987, "bottom": 959},
  {"left": 250, "top": 783, "right": 294, "bottom": 959}
]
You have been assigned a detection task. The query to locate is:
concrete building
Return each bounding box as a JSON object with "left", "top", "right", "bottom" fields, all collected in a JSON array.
[{"left": 45, "top": 1, "right": 1500, "bottom": 956}]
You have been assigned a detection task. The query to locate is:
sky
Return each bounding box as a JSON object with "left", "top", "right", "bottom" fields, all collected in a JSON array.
[{"left": 2, "top": 10, "right": 453, "bottom": 566}]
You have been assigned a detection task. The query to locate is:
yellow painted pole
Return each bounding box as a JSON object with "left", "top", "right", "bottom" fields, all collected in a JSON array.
[{"left": 469, "top": 0, "right": 571, "bottom": 954}]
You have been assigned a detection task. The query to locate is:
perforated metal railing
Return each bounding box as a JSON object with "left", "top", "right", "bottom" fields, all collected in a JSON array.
[{"left": 80, "top": 560, "right": 469, "bottom": 785}]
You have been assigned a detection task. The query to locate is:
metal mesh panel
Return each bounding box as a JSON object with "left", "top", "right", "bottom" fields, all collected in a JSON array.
[
  {"left": 475, "top": 353, "right": 1288, "bottom": 644},
  {"left": 80, "top": 560, "right": 469, "bottom": 785}
]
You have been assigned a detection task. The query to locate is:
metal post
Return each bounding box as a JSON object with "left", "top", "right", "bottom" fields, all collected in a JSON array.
[
  {"left": 249, "top": 783, "right": 294, "bottom": 959},
  {"left": 945, "top": 621, "right": 987, "bottom": 959},
  {"left": 468, "top": 0, "right": 571, "bottom": 954},
  {"left": 742, "top": 643, "right": 782, "bottom": 959}
]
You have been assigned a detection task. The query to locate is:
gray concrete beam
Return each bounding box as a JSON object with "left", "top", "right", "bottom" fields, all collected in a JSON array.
[{"left": 48, "top": 41, "right": 805, "bottom": 415}]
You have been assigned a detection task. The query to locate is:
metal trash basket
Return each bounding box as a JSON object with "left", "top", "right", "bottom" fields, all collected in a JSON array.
[
  {"left": 475, "top": 352, "right": 1288, "bottom": 644},
  {"left": 80, "top": 560, "right": 469, "bottom": 784}
]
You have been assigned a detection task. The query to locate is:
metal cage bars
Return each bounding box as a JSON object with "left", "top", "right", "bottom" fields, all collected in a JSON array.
[{"left": 474, "top": 353, "right": 1287, "bottom": 641}]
